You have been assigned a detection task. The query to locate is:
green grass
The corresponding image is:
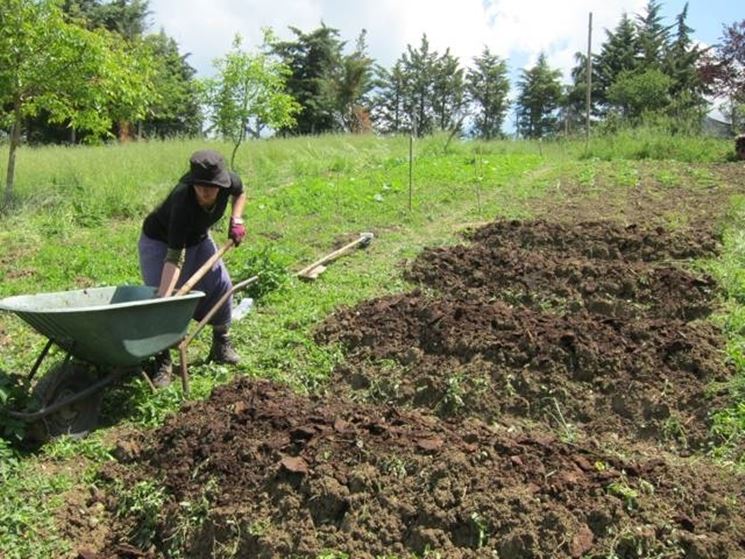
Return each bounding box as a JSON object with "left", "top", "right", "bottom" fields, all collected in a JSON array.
[
  {"left": 708, "top": 195, "right": 745, "bottom": 466},
  {"left": 0, "top": 131, "right": 740, "bottom": 556}
]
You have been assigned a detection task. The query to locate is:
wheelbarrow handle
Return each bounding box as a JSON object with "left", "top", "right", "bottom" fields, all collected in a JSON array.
[{"left": 175, "top": 240, "right": 235, "bottom": 296}]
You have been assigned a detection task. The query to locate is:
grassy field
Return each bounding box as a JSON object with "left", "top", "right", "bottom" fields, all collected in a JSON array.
[{"left": 0, "top": 130, "right": 742, "bottom": 558}]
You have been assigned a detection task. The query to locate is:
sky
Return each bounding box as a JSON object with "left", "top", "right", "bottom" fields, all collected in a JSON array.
[{"left": 146, "top": 0, "right": 741, "bottom": 118}]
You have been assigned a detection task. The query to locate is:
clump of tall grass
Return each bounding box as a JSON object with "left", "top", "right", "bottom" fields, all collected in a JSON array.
[{"left": 579, "top": 122, "right": 732, "bottom": 162}]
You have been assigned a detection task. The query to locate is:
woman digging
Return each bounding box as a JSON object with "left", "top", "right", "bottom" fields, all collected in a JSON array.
[{"left": 138, "top": 149, "right": 247, "bottom": 387}]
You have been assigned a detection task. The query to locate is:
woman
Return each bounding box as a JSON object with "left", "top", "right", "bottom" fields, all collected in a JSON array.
[{"left": 138, "top": 149, "right": 247, "bottom": 386}]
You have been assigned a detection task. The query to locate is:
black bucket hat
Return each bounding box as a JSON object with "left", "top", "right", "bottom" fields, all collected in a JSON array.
[{"left": 189, "top": 149, "right": 231, "bottom": 188}]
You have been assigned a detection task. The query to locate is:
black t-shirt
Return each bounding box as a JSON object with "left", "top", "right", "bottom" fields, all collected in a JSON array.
[{"left": 142, "top": 172, "right": 244, "bottom": 249}]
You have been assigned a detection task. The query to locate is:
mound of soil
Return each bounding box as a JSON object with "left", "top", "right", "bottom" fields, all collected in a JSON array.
[
  {"left": 317, "top": 292, "right": 731, "bottom": 448},
  {"left": 407, "top": 245, "right": 718, "bottom": 320},
  {"left": 101, "top": 379, "right": 745, "bottom": 559},
  {"left": 317, "top": 220, "right": 731, "bottom": 450},
  {"left": 467, "top": 220, "right": 720, "bottom": 262}
]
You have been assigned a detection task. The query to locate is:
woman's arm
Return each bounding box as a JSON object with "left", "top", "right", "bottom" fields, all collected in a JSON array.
[
  {"left": 158, "top": 261, "right": 181, "bottom": 297},
  {"left": 230, "top": 191, "right": 246, "bottom": 220}
]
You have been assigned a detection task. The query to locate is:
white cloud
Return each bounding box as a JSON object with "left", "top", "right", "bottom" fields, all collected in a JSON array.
[{"left": 148, "top": 0, "right": 652, "bottom": 81}]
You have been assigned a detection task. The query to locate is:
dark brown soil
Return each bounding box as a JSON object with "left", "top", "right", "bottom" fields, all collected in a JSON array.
[
  {"left": 318, "top": 292, "right": 730, "bottom": 449},
  {"left": 407, "top": 221, "right": 720, "bottom": 321},
  {"left": 317, "top": 220, "right": 730, "bottom": 451},
  {"left": 100, "top": 379, "right": 745, "bottom": 559},
  {"left": 92, "top": 172, "right": 745, "bottom": 558}
]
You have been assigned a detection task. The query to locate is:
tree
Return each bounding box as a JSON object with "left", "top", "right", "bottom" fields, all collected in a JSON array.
[
  {"left": 467, "top": 47, "right": 510, "bottom": 139},
  {"left": 334, "top": 30, "right": 375, "bottom": 132},
  {"left": 607, "top": 68, "right": 673, "bottom": 120},
  {"left": 28, "top": 0, "right": 198, "bottom": 143},
  {"left": 564, "top": 52, "right": 594, "bottom": 134},
  {"left": 272, "top": 24, "right": 344, "bottom": 134},
  {"left": 636, "top": 0, "right": 670, "bottom": 69},
  {"left": 593, "top": 13, "right": 641, "bottom": 111},
  {"left": 140, "top": 30, "right": 202, "bottom": 138},
  {"left": 662, "top": 3, "right": 706, "bottom": 128},
  {"left": 516, "top": 53, "right": 563, "bottom": 139},
  {"left": 0, "top": 0, "right": 155, "bottom": 208},
  {"left": 201, "top": 33, "right": 300, "bottom": 168},
  {"left": 371, "top": 61, "right": 406, "bottom": 134},
  {"left": 399, "top": 34, "right": 439, "bottom": 135},
  {"left": 432, "top": 49, "right": 466, "bottom": 133}
]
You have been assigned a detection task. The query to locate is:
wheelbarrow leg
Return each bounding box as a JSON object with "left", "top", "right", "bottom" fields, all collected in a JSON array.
[
  {"left": 178, "top": 345, "right": 190, "bottom": 397},
  {"left": 27, "top": 339, "right": 54, "bottom": 382}
]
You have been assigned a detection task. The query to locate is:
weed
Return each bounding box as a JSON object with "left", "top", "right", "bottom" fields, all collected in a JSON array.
[
  {"left": 546, "top": 398, "right": 577, "bottom": 443},
  {"left": 0, "top": 454, "right": 74, "bottom": 558},
  {"left": 439, "top": 373, "right": 466, "bottom": 414},
  {"left": 470, "top": 511, "right": 489, "bottom": 548},
  {"left": 166, "top": 478, "right": 217, "bottom": 558},
  {"left": 607, "top": 477, "right": 639, "bottom": 510},
  {"left": 381, "top": 455, "right": 410, "bottom": 479},
  {"left": 116, "top": 480, "right": 166, "bottom": 549},
  {"left": 0, "top": 370, "right": 31, "bottom": 441},
  {"left": 233, "top": 244, "right": 292, "bottom": 301},
  {"left": 661, "top": 414, "right": 688, "bottom": 448},
  {"left": 44, "top": 432, "right": 114, "bottom": 463},
  {"left": 316, "top": 551, "right": 350, "bottom": 559}
]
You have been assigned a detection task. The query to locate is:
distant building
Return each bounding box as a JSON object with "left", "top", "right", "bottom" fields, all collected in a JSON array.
[{"left": 701, "top": 115, "right": 733, "bottom": 138}]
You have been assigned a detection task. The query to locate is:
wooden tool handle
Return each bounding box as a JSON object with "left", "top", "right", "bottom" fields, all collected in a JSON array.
[
  {"left": 296, "top": 236, "right": 366, "bottom": 277},
  {"left": 175, "top": 240, "right": 234, "bottom": 296}
]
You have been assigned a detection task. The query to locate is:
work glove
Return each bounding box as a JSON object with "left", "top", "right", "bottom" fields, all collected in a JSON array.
[{"left": 229, "top": 217, "right": 246, "bottom": 246}]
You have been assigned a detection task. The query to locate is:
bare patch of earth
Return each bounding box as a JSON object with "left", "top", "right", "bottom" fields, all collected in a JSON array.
[{"left": 96, "top": 379, "right": 745, "bottom": 559}]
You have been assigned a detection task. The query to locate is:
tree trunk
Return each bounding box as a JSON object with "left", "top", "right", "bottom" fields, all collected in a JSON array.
[{"left": 4, "top": 102, "right": 23, "bottom": 209}]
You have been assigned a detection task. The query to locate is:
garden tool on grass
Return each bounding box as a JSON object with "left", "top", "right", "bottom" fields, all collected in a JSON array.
[{"left": 297, "top": 232, "right": 375, "bottom": 281}]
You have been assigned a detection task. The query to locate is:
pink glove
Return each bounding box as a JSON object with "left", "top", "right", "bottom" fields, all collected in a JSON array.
[{"left": 229, "top": 217, "right": 246, "bottom": 246}]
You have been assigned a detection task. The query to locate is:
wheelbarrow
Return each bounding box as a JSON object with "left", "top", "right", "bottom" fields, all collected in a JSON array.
[{"left": 0, "top": 240, "right": 257, "bottom": 440}]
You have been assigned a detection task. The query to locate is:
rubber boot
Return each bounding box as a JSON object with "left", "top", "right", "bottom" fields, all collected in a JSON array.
[
  {"left": 208, "top": 326, "right": 240, "bottom": 365},
  {"left": 151, "top": 350, "right": 172, "bottom": 388}
]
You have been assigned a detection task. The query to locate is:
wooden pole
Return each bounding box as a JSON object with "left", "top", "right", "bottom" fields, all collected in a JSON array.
[
  {"left": 408, "top": 133, "right": 414, "bottom": 212},
  {"left": 585, "top": 12, "right": 593, "bottom": 149}
]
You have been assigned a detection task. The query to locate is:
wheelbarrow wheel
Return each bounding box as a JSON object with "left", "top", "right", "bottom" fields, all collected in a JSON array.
[{"left": 29, "top": 360, "right": 103, "bottom": 441}]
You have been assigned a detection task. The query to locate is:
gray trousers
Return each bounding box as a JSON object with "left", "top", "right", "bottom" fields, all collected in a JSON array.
[{"left": 138, "top": 233, "right": 232, "bottom": 327}]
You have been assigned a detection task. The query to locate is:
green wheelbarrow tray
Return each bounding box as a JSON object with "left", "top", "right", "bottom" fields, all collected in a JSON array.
[
  {"left": 0, "top": 274, "right": 258, "bottom": 440},
  {"left": 0, "top": 285, "right": 205, "bottom": 367},
  {"left": 0, "top": 285, "right": 205, "bottom": 438}
]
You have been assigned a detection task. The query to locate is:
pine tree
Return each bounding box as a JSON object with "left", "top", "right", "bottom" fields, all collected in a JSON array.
[
  {"left": 399, "top": 34, "right": 439, "bottom": 135},
  {"left": 636, "top": 0, "right": 670, "bottom": 69},
  {"left": 516, "top": 53, "right": 563, "bottom": 139},
  {"left": 663, "top": 3, "right": 706, "bottom": 126},
  {"left": 272, "top": 24, "right": 345, "bottom": 134},
  {"left": 593, "top": 13, "right": 640, "bottom": 111},
  {"left": 371, "top": 62, "right": 406, "bottom": 134},
  {"left": 432, "top": 49, "right": 465, "bottom": 133},
  {"left": 564, "top": 52, "right": 593, "bottom": 134},
  {"left": 467, "top": 47, "right": 510, "bottom": 139},
  {"left": 334, "top": 30, "right": 375, "bottom": 132}
]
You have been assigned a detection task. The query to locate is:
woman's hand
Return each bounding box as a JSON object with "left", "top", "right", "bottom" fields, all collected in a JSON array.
[{"left": 229, "top": 217, "right": 246, "bottom": 246}]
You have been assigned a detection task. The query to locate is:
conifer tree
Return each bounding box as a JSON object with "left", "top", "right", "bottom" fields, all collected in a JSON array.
[
  {"left": 467, "top": 47, "right": 510, "bottom": 139},
  {"left": 516, "top": 53, "right": 563, "bottom": 139},
  {"left": 432, "top": 49, "right": 466, "bottom": 133},
  {"left": 593, "top": 13, "right": 641, "bottom": 111}
]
